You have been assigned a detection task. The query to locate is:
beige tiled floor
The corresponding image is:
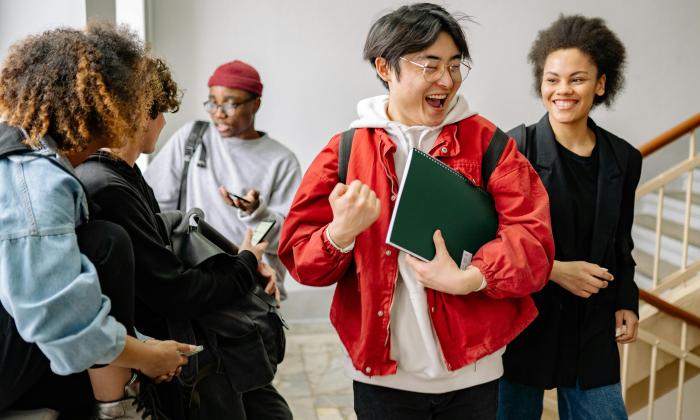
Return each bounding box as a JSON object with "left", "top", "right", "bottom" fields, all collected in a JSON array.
[{"left": 274, "top": 322, "right": 357, "bottom": 420}]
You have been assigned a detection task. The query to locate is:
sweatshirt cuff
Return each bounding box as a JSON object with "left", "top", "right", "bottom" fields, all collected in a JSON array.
[
  {"left": 238, "top": 196, "right": 267, "bottom": 221},
  {"left": 325, "top": 228, "right": 355, "bottom": 253}
]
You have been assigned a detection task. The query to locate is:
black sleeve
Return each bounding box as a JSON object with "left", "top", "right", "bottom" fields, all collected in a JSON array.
[
  {"left": 615, "top": 147, "right": 643, "bottom": 315},
  {"left": 92, "top": 185, "right": 258, "bottom": 319}
]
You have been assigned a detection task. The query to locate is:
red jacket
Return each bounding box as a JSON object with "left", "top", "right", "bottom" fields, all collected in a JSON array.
[{"left": 279, "top": 115, "right": 554, "bottom": 376}]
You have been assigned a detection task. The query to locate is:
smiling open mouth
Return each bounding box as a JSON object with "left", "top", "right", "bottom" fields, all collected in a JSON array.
[
  {"left": 426, "top": 94, "right": 448, "bottom": 108},
  {"left": 553, "top": 99, "right": 577, "bottom": 110}
]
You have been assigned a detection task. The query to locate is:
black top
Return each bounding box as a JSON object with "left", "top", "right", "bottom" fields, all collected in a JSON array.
[
  {"left": 503, "top": 114, "right": 642, "bottom": 390},
  {"left": 76, "top": 151, "right": 258, "bottom": 339},
  {"left": 555, "top": 140, "right": 599, "bottom": 260}
]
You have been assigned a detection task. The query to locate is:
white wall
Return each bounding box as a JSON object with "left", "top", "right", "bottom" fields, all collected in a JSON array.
[
  {"left": 148, "top": 0, "right": 700, "bottom": 182},
  {"left": 0, "top": 0, "right": 86, "bottom": 63}
]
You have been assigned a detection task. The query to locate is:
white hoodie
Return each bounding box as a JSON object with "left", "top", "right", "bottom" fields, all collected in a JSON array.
[{"left": 344, "top": 94, "right": 505, "bottom": 393}]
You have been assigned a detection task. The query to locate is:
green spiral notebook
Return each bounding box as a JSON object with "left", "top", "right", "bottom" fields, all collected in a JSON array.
[{"left": 386, "top": 148, "right": 498, "bottom": 265}]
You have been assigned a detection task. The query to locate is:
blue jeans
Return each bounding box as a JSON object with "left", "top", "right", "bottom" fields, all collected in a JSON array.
[{"left": 497, "top": 378, "right": 628, "bottom": 420}]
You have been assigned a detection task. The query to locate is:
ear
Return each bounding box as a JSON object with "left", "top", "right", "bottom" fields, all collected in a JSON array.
[
  {"left": 595, "top": 74, "right": 606, "bottom": 97},
  {"left": 252, "top": 97, "right": 261, "bottom": 113},
  {"left": 375, "top": 57, "right": 393, "bottom": 83}
]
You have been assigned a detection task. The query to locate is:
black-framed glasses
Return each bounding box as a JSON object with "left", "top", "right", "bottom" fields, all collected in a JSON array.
[
  {"left": 399, "top": 57, "right": 471, "bottom": 83},
  {"left": 203, "top": 96, "right": 256, "bottom": 116}
]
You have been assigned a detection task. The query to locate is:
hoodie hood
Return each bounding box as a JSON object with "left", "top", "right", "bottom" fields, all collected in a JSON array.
[{"left": 349, "top": 94, "right": 476, "bottom": 130}]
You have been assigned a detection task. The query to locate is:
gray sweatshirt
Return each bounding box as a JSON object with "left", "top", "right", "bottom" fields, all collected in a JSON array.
[{"left": 144, "top": 122, "right": 302, "bottom": 298}]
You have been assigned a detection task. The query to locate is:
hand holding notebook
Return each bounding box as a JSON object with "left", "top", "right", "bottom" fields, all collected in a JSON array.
[{"left": 405, "top": 229, "right": 488, "bottom": 294}]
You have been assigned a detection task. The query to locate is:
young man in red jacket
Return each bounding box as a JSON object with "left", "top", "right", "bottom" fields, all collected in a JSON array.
[{"left": 279, "top": 3, "right": 555, "bottom": 419}]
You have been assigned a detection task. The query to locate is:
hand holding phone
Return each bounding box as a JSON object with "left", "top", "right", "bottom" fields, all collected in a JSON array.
[
  {"left": 179, "top": 345, "right": 204, "bottom": 357},
  {"left": 227, "top": 192, "right": 251, "bottom": 204},
  {"left": 252, "top": 219, "right": 276, "bottom": 245}
]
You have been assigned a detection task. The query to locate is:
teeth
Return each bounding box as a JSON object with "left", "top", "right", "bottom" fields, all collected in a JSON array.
[
  {"left": 554, "top": 100, "right": 576, "bottom": 109},
  {"left": 426, "top": 94, "right": 447, "bottom": 100}
]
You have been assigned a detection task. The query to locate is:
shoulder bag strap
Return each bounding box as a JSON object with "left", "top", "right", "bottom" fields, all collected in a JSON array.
[
  {"left": 338, "top": 128, "right": 356, "bottom": 184},
  {"left": 177, "top": 121, "right": 209, "bottom": 211}
]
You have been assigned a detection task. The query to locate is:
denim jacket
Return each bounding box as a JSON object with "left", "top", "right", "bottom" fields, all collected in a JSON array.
[{"left": 0, "top": 135, "right": 126, "bottom": 375}]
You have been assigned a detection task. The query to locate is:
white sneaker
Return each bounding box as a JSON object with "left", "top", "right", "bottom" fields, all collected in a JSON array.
[{"left": 91, "top": 373, "right": 164, "bottom": 420}]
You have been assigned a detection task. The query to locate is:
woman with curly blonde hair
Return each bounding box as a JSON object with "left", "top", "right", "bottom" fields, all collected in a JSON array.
[{"left": 0, "top": 23, "right": 195, "bottom": 419}]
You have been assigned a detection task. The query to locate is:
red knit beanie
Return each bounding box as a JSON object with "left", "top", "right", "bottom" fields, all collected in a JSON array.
[{"left": 207, "top": 60, "right": 263, "bottom": 96}]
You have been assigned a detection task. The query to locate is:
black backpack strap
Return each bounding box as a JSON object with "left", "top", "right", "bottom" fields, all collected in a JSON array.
[
  {"left": 481, "top": 127, "right": 509, "bottom": 189},
  {"left": 338, "top": 128, "right": 356, "bottom": 184},
  {"left": 508, "top": 123, "right": 527, "bottom": 156},
  {"left": 177, "top": 121, "right": 209, "bottom": 211}
]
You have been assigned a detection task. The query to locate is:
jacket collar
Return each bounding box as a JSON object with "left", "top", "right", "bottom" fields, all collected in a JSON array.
[
  {"left": 0, "top": 123, "right": 32, "bottom": 157},
  {"left": 533, "top": 113, "right": 624, "bottom": 263}
]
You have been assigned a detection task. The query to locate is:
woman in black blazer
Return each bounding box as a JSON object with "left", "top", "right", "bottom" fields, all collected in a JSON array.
[{"left": 497, "top": 15, "right": 642, "bottom": 420}]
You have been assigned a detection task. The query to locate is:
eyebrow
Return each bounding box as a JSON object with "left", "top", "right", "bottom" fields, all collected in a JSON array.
[
  {"left": 208, "top": 96, "right": 246, "bottom": 104},
  {"left": 544, "top": 71, "right": 590, "bottom": 77},
  {"left": 420, "top": 53, "right": 462, "bottom": 61}
]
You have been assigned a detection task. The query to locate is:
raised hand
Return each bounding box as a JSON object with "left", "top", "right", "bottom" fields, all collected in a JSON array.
[{"left": 327, "top": 180, "right": 381, "bottom": 248}]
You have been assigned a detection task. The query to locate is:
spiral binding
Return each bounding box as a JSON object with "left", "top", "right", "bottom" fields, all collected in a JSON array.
[{"left": 411, "top": 148, "right": 483, "bottom": 191}]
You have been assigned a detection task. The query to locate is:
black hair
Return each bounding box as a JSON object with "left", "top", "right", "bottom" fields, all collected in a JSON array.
[
  {"left": 528, "top": 14, "right": 626, "bottom": 107},
  {"left": 363, "top": 3, "right": 471, "bottom": 89}
]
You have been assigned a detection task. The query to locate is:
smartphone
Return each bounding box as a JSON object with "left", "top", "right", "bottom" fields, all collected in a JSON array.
[
  {"left": 252, "top": 219, "right": 276, "bottom": 245},
  {"left": 227, "top": 192, "right": 251, "bottom": 204},
  {"left": 179, "top": 345, "right": 204, "bottom": 357}
]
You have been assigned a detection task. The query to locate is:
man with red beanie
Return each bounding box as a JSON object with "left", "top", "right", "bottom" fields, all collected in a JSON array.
[{"left": 145, "top": 60, "right": 301, "bottom": 301}]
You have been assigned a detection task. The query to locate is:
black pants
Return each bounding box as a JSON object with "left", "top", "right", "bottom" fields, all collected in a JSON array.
[
  {"left": 353, "top": 379, "right": 499, "bottom": 420},
  {"left": 189, "top": 347, "right": 292, "bottom": 420},
  {"left": 0, "top": 221, "right": 136, "bottom": 417}
]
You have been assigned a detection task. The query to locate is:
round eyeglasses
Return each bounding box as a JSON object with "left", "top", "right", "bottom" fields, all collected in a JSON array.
[
  {"left": 400, "top": 57, "right": 471, "bottom": 83},
  {"left": 203, "top": 96, "right": 256, "bottom": 116}
]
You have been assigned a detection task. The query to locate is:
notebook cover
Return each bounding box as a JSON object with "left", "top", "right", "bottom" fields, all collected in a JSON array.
[{"left": 386, "top": 148, "right": 498, "bottom": 264}]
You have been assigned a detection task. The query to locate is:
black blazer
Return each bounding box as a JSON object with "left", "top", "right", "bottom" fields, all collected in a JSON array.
[{"left": 502, "top": 114, "right": 642, "bottom": 390}]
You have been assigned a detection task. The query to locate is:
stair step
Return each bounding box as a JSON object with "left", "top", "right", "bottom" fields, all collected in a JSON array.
[
  {"left": 634, "top": 214, "right": 700, "bottom": 247},
  {"left": 665, "top": 190, "right": 700, "bottom": 206},
  {"left": 633, "top": 249, "right": 678, "bottom": 280}
]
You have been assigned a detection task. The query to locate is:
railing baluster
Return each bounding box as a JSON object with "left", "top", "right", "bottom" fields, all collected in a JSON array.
[
  {"left": 675, "top": 322, "right": 688, "bottom": 420},
  {"left": 621, "top": 343, "right": 630, "bottom": 403},
  {"left": 653, "top": 188, "right": 665, "bottom": 289},
  {"left": 648, "top": 342, "right": 659, "bottom": 420},
  {"left": 681, "top": 132, "right": 695, "bottom": 272}
]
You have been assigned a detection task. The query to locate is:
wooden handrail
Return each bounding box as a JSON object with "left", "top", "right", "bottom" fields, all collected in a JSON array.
[
  {"left": 639, "top": 289, "right": 700, "bottom": 329},
  {"left": 638, "top": 113, "right": 700, "bottom": 157}
]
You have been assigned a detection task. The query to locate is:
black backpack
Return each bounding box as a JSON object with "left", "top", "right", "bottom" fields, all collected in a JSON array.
[{"left": 337, "top": 126, "right": 510, "bottom": 188}]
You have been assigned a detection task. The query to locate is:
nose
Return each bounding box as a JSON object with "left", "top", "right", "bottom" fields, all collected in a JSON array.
[
  {"left": 436, "top": 66, "right": 454, "bottom": 89},
  {"left": 213, "top": 105, "right": 227, "bottom": 118},
  {"left": 556, "top": 81, "right": 574, "bottom": 95}
]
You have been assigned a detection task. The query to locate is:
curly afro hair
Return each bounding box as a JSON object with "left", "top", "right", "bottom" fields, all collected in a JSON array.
[
  {"left": 528, "top": 14, "right": 626, "bottom": 108},
  {"left": 0, "top": 22, "right": 157, "bottom": 153},
  {"left": 147, "top": 57, "right": 180, "bottom": 120}
]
